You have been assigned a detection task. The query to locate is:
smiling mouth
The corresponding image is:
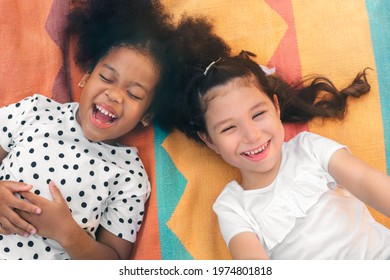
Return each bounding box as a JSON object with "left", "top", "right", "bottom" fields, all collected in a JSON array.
[
  {"left": 93, "top": 104, "right": 117, "bottom": 124},
  {"left": 242, "top": 141, "right": 270, "bottom": 157}
]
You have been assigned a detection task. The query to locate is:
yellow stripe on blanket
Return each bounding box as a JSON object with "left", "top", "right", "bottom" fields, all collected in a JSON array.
[
  {"left": 294, "top": 0, "right": 388, "bottom": 227},
  {"left": 163, "top": 130, "right": 240, "bottom": 259},
  {"left": 163, "top": 0, "right": 287, "bottom": 59},
  {"left": 294, "top": 0, "right": 385, "bottom": 171}
]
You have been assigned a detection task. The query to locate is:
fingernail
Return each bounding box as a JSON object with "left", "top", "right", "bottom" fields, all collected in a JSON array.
[
  {"left": 30, "top": 229, "right": 37, "bottom": 235},
  {"left": 23, "top": 233, "right": 30, "bottom": 238},
  {"left": 35, "top": 208, "right": 42, "bottom": 214}
]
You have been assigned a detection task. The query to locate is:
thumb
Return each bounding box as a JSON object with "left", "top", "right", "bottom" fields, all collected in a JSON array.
[
  {"left": 49, "top": 181, "right": 65, "bottom": 203},
  {"left": 4, "top": 181, "right": 33, "bottom": 192}
]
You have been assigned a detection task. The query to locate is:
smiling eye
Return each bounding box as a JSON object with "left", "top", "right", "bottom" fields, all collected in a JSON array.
[
  {"left": 253, "top": 111, "right": 265, "bottom": 119},
  {"left": 99, "top": 74, "right": 112, "bottom": 83},
  {"left": 221, "top": 125, "right": 235, "bottom": 133},
  {"left": 127, "top": 91, "right": 142, "bottom": 100}
]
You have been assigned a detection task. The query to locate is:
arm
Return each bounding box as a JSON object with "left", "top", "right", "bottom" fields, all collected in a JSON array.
[
  {"left": 60, "top": 222, "right": 134, "bottom": 260},
  {"left": 0, "top": 146, "right": 6, "bottom": 162},
  {"left": 0, "top": 146, "right": 41, "bottom": 236},
  {"left": 328, "top": 148, "right": 390, "bottom": 217},
  {"left": 228, "top": 232, "right": 269, "bottom": 260},
  {"left": 18, "top": 181, "right": 133, "bottom": 259}
]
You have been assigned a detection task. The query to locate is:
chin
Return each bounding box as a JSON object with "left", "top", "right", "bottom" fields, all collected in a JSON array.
[{"left": 82, "top": 131, "right": 103, "bottom": 143}]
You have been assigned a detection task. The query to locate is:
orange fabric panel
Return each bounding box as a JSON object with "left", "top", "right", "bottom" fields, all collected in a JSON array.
[
  {"left": 0, "top": 0, "right": 62, "bottom": 105},
  {"left": 122, "top": 126, "right": 161, "bottom": 260}
]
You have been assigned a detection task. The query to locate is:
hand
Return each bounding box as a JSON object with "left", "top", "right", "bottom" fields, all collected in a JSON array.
[
  {"left": 18, "top": 182, "right": 134, "bottom": 259},
  {"left": 0, "top": 181, "right": 41, "bottom": 236},
  {"left": 17, "top": 181, "right": 78, "bottom": 243}
]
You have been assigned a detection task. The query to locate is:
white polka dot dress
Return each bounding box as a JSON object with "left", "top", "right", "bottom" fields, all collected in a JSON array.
[{"left": 0, "top": 94, "right": 150, "bottom": 259}]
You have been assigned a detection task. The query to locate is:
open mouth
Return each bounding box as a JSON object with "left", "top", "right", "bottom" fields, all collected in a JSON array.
[
  {"left": 242, "top": 140, "right": 270, "bottom": 159},
  {"left": 93, "top": 104, "right": 117, "bottom": 124}
]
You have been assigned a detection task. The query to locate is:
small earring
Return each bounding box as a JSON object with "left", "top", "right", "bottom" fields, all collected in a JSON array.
[
  {"left": 140, "top": 113, "right": 152, "bottom": 127},
  {"left": 78, "top": 74, "right": 90, "bottom": 88},
  {"left": 141, "top": 119, "right": 149, "bottom": 127}
]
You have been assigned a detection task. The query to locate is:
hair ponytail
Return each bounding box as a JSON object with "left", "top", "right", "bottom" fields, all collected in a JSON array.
[{"left": 272, "top": 68, "right": 371, "bottom": 124}]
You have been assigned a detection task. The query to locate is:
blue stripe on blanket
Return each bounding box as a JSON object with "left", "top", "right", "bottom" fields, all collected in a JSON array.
[
  {"left": 366, "top": 0, "right": 390, "bottom": 173},
  {"left": 154, "top": 125, "right": 193, "bottom": 259}
]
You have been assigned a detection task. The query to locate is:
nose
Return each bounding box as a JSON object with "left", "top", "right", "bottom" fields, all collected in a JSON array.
[
  {"left": 241, "top": 119, "right": 261, "bottom": 144},
  {"left": 105, "top": 88, "right": 124, "bottom": 103}
]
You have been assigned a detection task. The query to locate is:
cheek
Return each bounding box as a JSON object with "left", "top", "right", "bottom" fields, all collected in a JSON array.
[
  {"left": 265, "top": 116, "right": 283, "bottom": 133},
  {"left": 213, "top": 136, "right": 238, "bottom": 157},
  {"left": 121, "top": 112, "right": 140, "bottom": 129},
  {"left": 124, "top": 100, "right": 145, "bottom": 117},
  {"left": 272, "top": 124, "right": 285, "bottom": 148}
]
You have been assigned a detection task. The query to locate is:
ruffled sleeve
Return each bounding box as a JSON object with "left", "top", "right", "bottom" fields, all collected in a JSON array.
[{"left": 259, "top": 171, "right": 336, "bottom": 251}]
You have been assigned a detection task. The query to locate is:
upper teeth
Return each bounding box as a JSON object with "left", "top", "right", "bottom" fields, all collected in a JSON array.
[
  {"left": 244, "top": 142, "right": 268, "bottom": 155},
  {"left": 96, "top": 104, "right": 117, "bottom": 119}
]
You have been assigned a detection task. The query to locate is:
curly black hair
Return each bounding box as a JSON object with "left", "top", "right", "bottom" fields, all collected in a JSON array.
[
  {"left": 163, "top": 15, "right": 231, "bottom": 130},
  {"left": 66, "top": 0, "right": 174, "bottom": 71},
  {"left": 65, "top": 0, "right": 231, "bottom": 131}
]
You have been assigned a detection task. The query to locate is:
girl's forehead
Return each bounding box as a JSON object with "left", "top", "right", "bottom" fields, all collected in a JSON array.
[
  {"left": 204, "top": 76, "right": 265, "bottom": 104},
  {"left": 94, "top": 47, "right": 160, "bottom": 95},
  {"left": 102, "top": 46, "right": 160, "bottom": 74}
]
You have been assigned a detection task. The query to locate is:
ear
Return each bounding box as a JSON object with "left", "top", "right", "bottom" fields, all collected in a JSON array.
[
  {"left": 272, "top": 94, "right": 281, "bottom": 118},
  {"left": 78, "top": 74, "right": 90, "bottom": 88},
  {"left": 197, "top": 132, "right": 220, "bottom": 154}
]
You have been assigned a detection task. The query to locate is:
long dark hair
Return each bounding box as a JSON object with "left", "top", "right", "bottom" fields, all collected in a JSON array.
[{"left": 174, "top": 51, "right": 370, "bottom": 142}]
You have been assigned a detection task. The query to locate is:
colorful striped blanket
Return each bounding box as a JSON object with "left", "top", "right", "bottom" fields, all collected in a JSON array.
[{"left": 1, "top": 0, "right": 389, "bottom": 259}]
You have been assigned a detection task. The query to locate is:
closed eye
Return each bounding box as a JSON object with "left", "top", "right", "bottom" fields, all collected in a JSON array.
[
  {"left": 253, "top": 111, "right": 265, "bottom": 119},
  {"left": 221, "top": 125, "right": 235, "bottom": 133},
  {"left": 99, "top": 74, "right": 113, "bottom": 83},
  {"left": 127, "top": 91, "right": 143, "bottom": 100}
]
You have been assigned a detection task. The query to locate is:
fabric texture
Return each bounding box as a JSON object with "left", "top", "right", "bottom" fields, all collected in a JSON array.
[{"left": 0, "top": 0, "right": 389, "bottom": 259}]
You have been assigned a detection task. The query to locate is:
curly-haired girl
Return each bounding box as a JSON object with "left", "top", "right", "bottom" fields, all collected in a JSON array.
[{"left": 0, "top": 0, "right": 228, "bottom": 260}]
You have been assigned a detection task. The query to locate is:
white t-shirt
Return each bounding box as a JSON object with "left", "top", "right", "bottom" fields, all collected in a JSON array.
[
  {"left": 214, "top": 132, "right": 390, "bottom": 259},
  {"left": 0, "top": 94, "right": 150, "bottom": 259}
]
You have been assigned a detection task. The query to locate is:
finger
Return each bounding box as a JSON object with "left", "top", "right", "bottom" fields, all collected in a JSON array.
[
  {"left": 0, "top": 222, "right": 10, "bottom": 234},
  {"left": 49, "top": 181, "right": 65, "bottom": 202},
  {"left": 0, "top": 221, "right": 12, "bottom": 235},
  {"left": 3, "top": 181, "right": 33, "bottom": 192},
  {"left": 10, "top": 192, "right": 42, "bottom": 214},
  {"left": 0, "top": 215, "right": 35, "bottom": 237},
  {"left": 9, "top": 210, "right": 37, "bottom": 236}
]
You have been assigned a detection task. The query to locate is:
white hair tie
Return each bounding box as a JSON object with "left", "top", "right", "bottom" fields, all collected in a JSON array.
[{"left": 259, "top": 65, "right": 276, "bottom": 76}]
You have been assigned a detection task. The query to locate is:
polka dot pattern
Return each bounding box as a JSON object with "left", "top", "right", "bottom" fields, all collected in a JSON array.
[{"left": 0, "top": 94, "right": 150, "bottom": 259}]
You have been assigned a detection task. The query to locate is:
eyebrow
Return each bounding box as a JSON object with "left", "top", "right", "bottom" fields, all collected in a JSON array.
[
  {"left": 102, "top": 64, "right": 149, "bottom": 93},
  {"left": 102, "top": 63, "right": 117, "bottom": 75},
  {"left": 213, "top": 119, "right": 232, "bottom": 132},
  {"left": 213, "top": 101, "right": 268, "bottom": 131}
]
